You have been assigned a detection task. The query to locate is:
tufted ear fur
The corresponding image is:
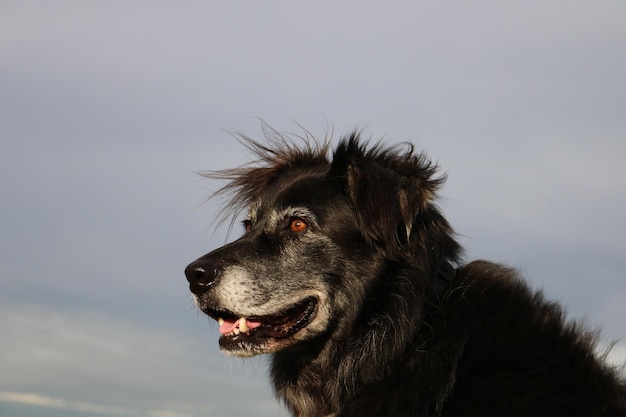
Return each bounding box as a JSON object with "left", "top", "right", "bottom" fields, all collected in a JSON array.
[{"left": 330, "top": 133, "right": 460, "bottom": 265}]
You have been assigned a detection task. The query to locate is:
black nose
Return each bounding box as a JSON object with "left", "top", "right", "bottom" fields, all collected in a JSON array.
[{"left": 185, "top": 259, "right": 219, "bottom": 295}]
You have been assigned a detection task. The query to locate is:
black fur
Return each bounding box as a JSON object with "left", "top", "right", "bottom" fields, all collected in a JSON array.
[{"left": 185, "top": 130, "right": 626, "bottom": 416}]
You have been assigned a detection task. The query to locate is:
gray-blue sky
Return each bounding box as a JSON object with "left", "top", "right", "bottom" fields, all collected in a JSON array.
[{"left": 1, "top": 2, "right": 625, "bottom": 416}]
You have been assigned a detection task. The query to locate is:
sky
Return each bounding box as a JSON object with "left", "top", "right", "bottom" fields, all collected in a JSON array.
[{"left": 1, "top": 2, "right": 625, "bottom": 416}]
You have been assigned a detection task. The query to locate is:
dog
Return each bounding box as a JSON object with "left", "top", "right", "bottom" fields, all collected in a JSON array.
[{"left": 185, "top": 131, "right": 626, "bottom": 416}]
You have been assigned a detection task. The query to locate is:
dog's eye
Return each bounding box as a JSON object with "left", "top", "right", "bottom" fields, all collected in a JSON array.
[
  {"left": 289, "top": 218, "right": 308, "bottom": 233},
  {"left": 243, "top": 220, "right": 252, "bottom": 233}
]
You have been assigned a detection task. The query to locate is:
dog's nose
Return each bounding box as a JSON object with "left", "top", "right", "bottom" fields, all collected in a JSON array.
[{"left": 185, "top": 259, "right": 219, "bottom": 295}]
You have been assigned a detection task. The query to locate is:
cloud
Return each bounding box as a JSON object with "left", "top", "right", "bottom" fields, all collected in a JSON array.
[
  {"left": 0, "top": 391, "right": 192, "bottom": 417},
  {"left": 0, "top": 302, "right": 285, "bottom": 417},
  {"left": 601, "top": 343, "right": 626, "bottom": 371}
]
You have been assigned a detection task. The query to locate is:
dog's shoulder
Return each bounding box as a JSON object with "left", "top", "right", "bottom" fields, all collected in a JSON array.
[
  {"left": 451, "top": 260, "right": 541, "bottom": 307},
  {"left": 443, "top": 259, "right": 568, "bottom": 340},
  {"left": 430, "top": 260, "right": 626, "bottom": 416}
]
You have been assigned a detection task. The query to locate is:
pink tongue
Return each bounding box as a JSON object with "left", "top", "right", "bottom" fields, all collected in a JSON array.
[
  {"left": 219, "top": 319, "right": 238, "bottom": 335},
  {"left": 219, "top": 318, "right": 263, "bottom": 335}
]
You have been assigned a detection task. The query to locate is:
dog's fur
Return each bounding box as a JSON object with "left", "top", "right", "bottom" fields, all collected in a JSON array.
[{"left": 185, "top": 131, "right": 626, "bottom": 417}]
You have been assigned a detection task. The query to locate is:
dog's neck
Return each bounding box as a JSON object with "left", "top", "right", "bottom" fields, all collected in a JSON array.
[{"left": 274, "top": 261, "right": 457, "bottom": 417}]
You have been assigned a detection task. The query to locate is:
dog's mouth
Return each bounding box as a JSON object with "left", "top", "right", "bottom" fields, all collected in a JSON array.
[{"left": 203, "top": 297, "right": 318, "bottom": 354}]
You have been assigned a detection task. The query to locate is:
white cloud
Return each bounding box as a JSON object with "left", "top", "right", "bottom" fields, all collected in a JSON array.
[
  {"left": 0, "top": 391, "right": 193, "bottom": 417},
  {"left": 0, "top": 303, "right": 285, "bottom": 417},
  {"left": 598, "top": 342, "right": 626, "bottom": 377}
]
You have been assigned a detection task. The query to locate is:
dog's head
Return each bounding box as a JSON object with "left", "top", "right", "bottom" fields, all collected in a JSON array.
[{"left": 185, "top": 131, "right": 460, "bottom": 357}]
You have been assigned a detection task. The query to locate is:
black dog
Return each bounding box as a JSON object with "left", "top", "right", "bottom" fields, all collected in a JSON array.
[{"left": 185, "top": 132, "right": 626, "bottom": 416}]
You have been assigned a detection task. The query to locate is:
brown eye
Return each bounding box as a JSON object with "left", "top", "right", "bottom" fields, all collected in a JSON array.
[
  {"left": 289, "top": 218, "right": 307, "bottom": 233},
  {"left": 243, "top": 220, "right": 252, "bottom": 233}
]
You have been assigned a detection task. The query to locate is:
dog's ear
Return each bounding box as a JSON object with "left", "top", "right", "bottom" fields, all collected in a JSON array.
[{"left": 331, "top": 134, "right": 443, "bottom": 257}]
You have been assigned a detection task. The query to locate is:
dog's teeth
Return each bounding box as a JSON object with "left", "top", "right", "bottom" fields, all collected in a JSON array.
[
  {"left": 239, "top": 317, "right": 249, "bottom": 333},
  {"left": 233, "top": 327, "right": 240, "bottom": 335},
  {"left": 218, "top": 317, "right": 225, "bottom": 326}
]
